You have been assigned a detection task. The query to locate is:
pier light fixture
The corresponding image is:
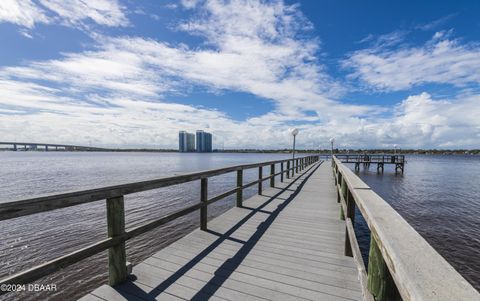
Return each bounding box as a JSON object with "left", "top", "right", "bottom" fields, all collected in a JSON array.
[
  {"left": 290, "top": 128, "right": 299, "bottom": 159},
  {"left": 329, "top": 137, "right": 335, "bottom": 164}
]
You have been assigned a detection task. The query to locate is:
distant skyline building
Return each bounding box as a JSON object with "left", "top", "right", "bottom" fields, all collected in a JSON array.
[
  {"left": 179, "top": 130, "right": 212, "bottom": 152},
  {"left": 196, "top": 130, "right": 213, "bottom": 153},
  {"left": 178, "top": 131, "right": 195, "bottom": 152}
]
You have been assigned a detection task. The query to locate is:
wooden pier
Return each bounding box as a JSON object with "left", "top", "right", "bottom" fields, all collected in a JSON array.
[
  {"left": 335, "top": 154, "right": 405, "bottom": 173},
  {"left": 0, "top": 155, "right": 478, "bottom": 301}
]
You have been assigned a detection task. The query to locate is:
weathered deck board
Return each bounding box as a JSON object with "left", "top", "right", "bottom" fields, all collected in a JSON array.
[{"left": 85, "top": 162, "right": 362, "bottom": 301}]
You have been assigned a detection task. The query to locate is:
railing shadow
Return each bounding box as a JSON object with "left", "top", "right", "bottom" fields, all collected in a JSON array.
[{"left": 112, "top": 161, "right": 322, "bottom": 300}]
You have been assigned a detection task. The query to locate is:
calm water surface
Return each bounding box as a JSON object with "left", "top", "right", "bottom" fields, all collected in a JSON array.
[
  {"left": 350, "top": 155, "right": 480, "bottom": 292},
  {"left": 0, "top": 153, "right": 479, "bottom": 300},
  {"left": 0, "top": 152, "right": 293, "bottom": 301}
]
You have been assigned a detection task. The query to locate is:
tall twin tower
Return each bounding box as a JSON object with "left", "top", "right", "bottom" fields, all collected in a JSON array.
[{"left": 179, "top": 130, "right": 213, "bottom": 152}]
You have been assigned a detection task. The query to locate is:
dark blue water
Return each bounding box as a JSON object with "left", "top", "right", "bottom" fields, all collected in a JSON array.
[{"left": 349, "top": 155, "right": 480, "bottom": 292}]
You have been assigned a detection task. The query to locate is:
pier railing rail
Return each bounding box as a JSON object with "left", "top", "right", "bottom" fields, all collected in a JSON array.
[
  {"left": 332, "top": 156, "right": 479, "bottom": 301},
  {"left": 0, "top": 155, "right": 319, "bottom": 292}
]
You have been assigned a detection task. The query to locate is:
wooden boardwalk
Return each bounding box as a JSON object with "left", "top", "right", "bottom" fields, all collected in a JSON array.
[{"left": 81, "top": 162, "right": 363, "bottom": 301}]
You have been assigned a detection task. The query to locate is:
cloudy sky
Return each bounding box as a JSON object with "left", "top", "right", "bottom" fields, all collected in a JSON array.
[{"left": 0, "top": 0, "right": 479, "bottom": 149}]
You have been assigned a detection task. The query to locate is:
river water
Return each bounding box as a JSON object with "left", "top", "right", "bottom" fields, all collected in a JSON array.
[{"left": 0, "top": 152, "right": 478, "bottom": 300}]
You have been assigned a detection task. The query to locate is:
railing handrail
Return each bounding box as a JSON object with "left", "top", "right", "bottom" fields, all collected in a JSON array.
[
  {"left": 0, "top": 155, "right": 312, "bottom": 221},
  {"left": 0, "top": 155, "right": 320, "bottom": 294},
  {"left": 332, "top": 156, "right": 479, "bottom": 300}
]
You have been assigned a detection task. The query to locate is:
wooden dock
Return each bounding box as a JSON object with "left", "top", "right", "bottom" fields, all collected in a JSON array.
[
  {"left": 81, "top": 162, "right": 362, "bottom": 301},
  {"left": 1, "top": 154, "right": 478, "bottom": 301}
]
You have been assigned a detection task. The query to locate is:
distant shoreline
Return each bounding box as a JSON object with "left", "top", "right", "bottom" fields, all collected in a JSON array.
[{"left": 1, "top": 148, "right": 479, "bottom": 155}]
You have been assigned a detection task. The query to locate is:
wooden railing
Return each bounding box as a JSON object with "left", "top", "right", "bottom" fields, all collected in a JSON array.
[
  {"left": 0, "top": 155, "right": 320, "bottom": 293},
  {"left": 332, "top": 156, "right": 479, "bottom": 301}
]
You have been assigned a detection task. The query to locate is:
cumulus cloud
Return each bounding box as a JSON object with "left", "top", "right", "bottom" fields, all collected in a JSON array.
[
  {"left": 0, "top": 0, "right": 382, "bottom": 148},
  {"left": 0, "top": 0, "right": 128, "bottom": 29},
  {"left": 0, "top": 0, "right": 49, "bottom": 28},
  {"left": 344, "top": 32, "right": 480, "bottom": 91},
  {"left": 1, "top": 0, "right": 479, "bottom": 149}
]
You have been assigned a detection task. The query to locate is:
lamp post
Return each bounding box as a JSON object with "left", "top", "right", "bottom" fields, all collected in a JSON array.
[
  {"left": 394, "top": 144, "right": 397, "bottom": 155},
  {"left": 291, "top": 128, "right": 299, "bottom": 159},
  {"left": 329, "top": 137, "right": 335, "bottom": 165}
]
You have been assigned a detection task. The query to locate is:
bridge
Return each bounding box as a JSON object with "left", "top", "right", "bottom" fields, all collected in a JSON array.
[
  {"left": 0, "top": 141, "right": 110, "bottom": 151},
  {"left": 0, "top": 155, "right": 477, "bottom": 300}
]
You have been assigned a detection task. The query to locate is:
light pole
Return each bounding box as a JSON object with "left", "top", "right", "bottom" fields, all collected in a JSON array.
[
  {"left": 394, "top": 144, "right": 397, "bottom": 155},
  {"left": 329, "top": 137, "right": 335, "bottom": 165},
  {"left": 291, "top": 128, "right": 299, "bottom": 159}
]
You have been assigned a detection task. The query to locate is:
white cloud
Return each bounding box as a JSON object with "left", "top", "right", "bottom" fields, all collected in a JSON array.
[
  {"left": 0, "top": 0, "right": 128, "bottom": 29},
  {"left": 344, "top": 33, "right": 480, "bottom": 91},
  {"left": 38, "top": 0, "right": 129, "bottom": 27},
  {"left": 1, "top": 0, "right": 479, "bottom": 149},
  {"left": 0, "top": 0, "right": 49, "bottom": 28}
]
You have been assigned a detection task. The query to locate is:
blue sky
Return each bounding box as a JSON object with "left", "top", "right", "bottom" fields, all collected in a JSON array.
[{"left": 0, "top": 0, "right": 479, "bottom": 149}]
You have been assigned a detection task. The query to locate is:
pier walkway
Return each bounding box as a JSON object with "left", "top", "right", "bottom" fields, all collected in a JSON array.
[{"left": 81, "top": 162, "right": 363, "bottom": 301}]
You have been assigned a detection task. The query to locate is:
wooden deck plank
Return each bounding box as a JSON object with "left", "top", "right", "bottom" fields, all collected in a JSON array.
[{"left": 83, "top": 162, "right": 362, "bottom": 301}]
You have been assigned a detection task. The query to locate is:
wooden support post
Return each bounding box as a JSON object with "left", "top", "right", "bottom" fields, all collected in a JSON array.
[
  {"left": 346, "top": 189, "right": 355, "bottom": 223},
  {"left": 340, "top": 177, "right": 347, "bottom": 221},
  {"left": 258, "top": 166, "right": 263, "bottom": 195},
  {"left": 270, "top": 164, "right": 275, "bottom": 187},
  {"left": 280, "top": 162, "right": 284, "bottom": 182},
  {"left": 337, "top": 172, "right": 342, "bottom": 203},
  {"left": 200, "top": 178, "right": 208, "bottom": 230},
  {"left": 236, "top": 169, "right": 243, "bottom": 207},
  {"left": 286, "top": 161, "right": 290, "bottom": 179},
  {"left": 344, "top": 190, "right": 355, "bottom": 257},
  {"left": 367, "top": 236, "right": 399, "bottom": 301},
  {"left": 106, "top": 196, "right": 127, "bottom": 286}
]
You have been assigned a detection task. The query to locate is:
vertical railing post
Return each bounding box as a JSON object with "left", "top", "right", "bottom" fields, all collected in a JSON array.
[
  {"left": 280, "top": 162, "right": 284, "bottom": 182},
  {"left": 258, "top": 166, "right": 263, "bottom": 195},
  {"left": 236, "top": 169, "right": 243, "bottom": 207},
  {"left": 296, "top": 159, "right": 299, "bottom": 173},
  {"left": 200, "top": 178, "right": 208, "bottom": 230},
  {"left": 344, "top": 189, "right": 355, "bottom": 257},
  {"left": 286, "top": 161, "right": 290, "bottom": 179},
  {"left": 270, "top": 164, "right": 275, "bottom": 187},
  {"left": 367, "top": 236, "right": 399, "bottom": 301},
  {"left": 340, "top": 177, "right": 347, "bottom": 220},
  {"left": 291, "top": 160, "right": 295, "bottom": 177},
  {"left": 106, "top": 196, "right": 127, "bottom": 286}
]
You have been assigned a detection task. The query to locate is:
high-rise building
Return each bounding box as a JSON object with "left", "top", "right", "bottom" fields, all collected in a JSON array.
[
  {"left": 179, "top": 131, "right": 186, "bottom": 152},
  {"left": 179, "top": 131, "right": 195, "bottom": 152},
  {"left": 186, "top": 133, "right": 195, "bottom": 151},
  {"left": 205, "top": 132, "right": 212, "bottom": 152},
  {"left": 196, "top": 130, "right": 213, "bottom": 152}
]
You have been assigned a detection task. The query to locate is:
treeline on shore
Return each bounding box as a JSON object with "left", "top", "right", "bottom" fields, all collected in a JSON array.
[{"left": 216, "top": 149, "right": 480, "bottom": 155}]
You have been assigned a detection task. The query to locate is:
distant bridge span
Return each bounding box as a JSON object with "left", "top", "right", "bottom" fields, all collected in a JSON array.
[{"left": 0, "top": 141, "right": 110, "bottom": 151}]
